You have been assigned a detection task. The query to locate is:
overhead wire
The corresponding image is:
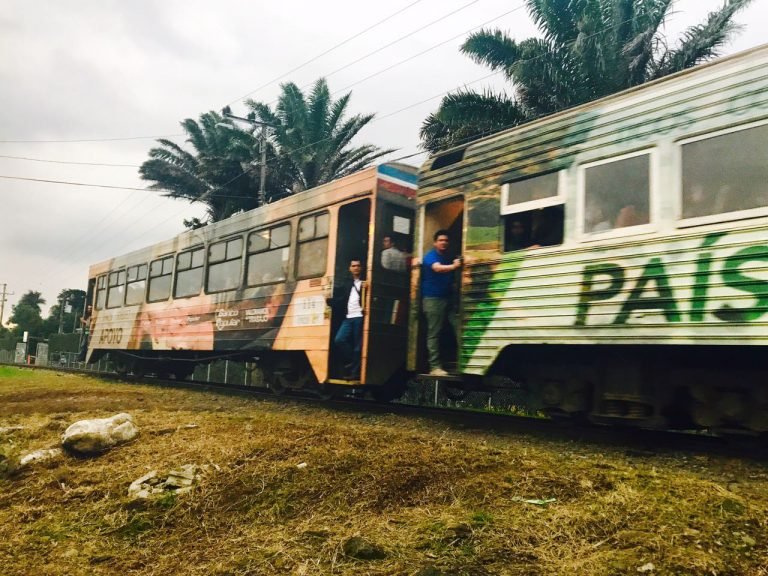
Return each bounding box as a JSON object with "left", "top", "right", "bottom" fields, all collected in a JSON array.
[
  {"left": 0, "top": 154, "right": 140, "bottom": 167},
  {"left": 243, "top": 0, "right": 484, "bottom": 111},
  {"left": 226, "top": 0, "right": 428, "bottom": 106}
]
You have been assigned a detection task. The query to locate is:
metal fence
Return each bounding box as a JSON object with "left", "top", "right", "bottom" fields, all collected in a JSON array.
[{"left": 1, "top": 348, "right": 534, "bottom": 414}]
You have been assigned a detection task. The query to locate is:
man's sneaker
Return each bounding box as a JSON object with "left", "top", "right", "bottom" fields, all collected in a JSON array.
[{"left": 429, "top": 367, "right": 449, "bottom": 377}]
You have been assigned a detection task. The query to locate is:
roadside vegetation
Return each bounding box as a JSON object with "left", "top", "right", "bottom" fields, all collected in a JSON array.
[{"left": 1, "top": 367, "right": 766, "bottom": 575}]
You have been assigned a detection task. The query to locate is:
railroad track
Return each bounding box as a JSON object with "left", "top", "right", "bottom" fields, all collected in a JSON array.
[{"left": 3, "top": 362, "right": 766, "bottom": 460}]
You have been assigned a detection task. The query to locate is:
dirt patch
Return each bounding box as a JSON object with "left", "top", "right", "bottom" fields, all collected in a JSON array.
[{"left": 1, "top": 367, "right": 767, "bottom": 575}]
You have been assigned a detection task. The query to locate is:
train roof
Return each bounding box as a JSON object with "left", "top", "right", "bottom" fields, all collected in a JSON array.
[
  {"left": 89, "top": 162, "right": 417, "bottom": 276},
  {"left": 419, "top": 42, "right": 768, "bottom": 200}
]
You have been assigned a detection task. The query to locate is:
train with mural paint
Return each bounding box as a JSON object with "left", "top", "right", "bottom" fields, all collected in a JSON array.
[
  {"left": 86, "top": 44, "right": 768, "bottom": 431},
  {"left": 410, "top": 43, "right": 768, "bottom": 432},
  {"left": 85, "top": 163, "right": 418, "bottom": 399}
]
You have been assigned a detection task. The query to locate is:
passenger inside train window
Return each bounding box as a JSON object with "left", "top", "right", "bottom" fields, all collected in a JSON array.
[
  {"left": 585, "top": 204, "right": 612, "bottom": 233},
  {"left": 504, "top": 218, "right": 530, "bottom": 251},
  {"left": 583, "top": 152, "right": 650, "bottom": 234},
  {"left": 529, "top": 205, "right": 565, "bottom": 248},
  {"left": 681, "top": 122, "right": 768, "bottom": 219},
  {"left": 381, "top": 235, "right": 408, "bottom": 272}
]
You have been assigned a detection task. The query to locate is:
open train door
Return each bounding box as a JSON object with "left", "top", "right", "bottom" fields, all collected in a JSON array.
[
  {"left": 408, "top": 196, "right": 464, "bottom": 374},
  {"left": 364, "top": 199, "right": 416, "bottom": 388},
  {"left": 328, "top": 199, "right": 371, "bottom": 380}
]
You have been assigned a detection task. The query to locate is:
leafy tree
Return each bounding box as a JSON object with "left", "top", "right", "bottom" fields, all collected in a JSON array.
[
  {"left": 44, "top": 289, "right": 86, "bottom": 335},
  {"left": 8, "top": 291, "right": 45, "bottom": 339},
  {"left": 246, "top": 78, "right": 394, "bottom": 193},
  {"left": 140, "top": 111, "right": 267, "bottom": 225},
  {"left": 421, "top": 0, "right": 753, "bottom": 153}
]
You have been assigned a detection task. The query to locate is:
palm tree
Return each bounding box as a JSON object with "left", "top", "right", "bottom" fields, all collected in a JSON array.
[
  {"left": 246, "top": 78, "right": 394, "bottom": 193},
  {"left": 140, "top": 111, "right": 267, "bottom": 224},
  {"left": 421, "top": 0, "right": 753, "bottom": 153}
]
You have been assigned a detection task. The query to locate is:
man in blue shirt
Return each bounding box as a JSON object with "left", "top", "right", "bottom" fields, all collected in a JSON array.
[{"left": 422, "top": 230, "right": 462, "bottom": 376}]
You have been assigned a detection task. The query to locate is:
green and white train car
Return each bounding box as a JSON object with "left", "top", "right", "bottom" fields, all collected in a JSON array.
[{"left": 411, "top": 44, "right": 768, "bottom": 431}]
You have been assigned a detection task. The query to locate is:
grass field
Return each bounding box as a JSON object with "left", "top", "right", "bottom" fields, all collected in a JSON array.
[{"left": 1, "top": 367, "right": 767, "bottom": 575}]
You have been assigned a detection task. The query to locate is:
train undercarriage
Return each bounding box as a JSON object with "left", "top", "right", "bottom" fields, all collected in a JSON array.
[{"left": 476, "top": 344, "right": 768, "bottom": 433}]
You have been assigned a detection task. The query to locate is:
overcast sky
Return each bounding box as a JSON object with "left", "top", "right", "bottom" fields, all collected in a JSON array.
[{"left": 0, "top": 0, "right": 765, "bottom": 320}]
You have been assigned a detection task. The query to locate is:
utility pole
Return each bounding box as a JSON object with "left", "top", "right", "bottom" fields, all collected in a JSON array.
[
  {"left": 0, "top": 283, "right": 12, "bottom": 327},
  {"left": 223, "top": 111, "right": 275, "bottom": 207},
  {"left": 58, "top": 296, "right": 68, "bottom": 334}
]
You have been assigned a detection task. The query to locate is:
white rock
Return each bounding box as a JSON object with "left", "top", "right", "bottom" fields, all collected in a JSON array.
[
  {"left": 19, "top": 448, "right": 63, "bottom": 467},
  {"left": 637, "top": 563, "right": 655, "bottom": 573},
  {"left": 61, "top": 413, "right": 139, "bottom": 454}
]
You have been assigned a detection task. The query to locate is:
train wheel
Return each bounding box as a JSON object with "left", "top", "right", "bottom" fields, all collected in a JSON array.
[
  {"left": 114, "top": 359, "right": 129, "bottom": 379},
  {"left": 314, "top": 384, "right": 336, "bottom": 400},
  {"left": 269, "top": 377, "right": 287, "bottom": 396},
  {"left": 173, "top": 366, "right": 194, "bottom": 381},
  {"left": 370, "top": 371, "right": 409, "bottom": 402},
  {"left": 132, "top": 364, "right": 146, "bottom": 379},
  {"left": 444, "top": 386, "right": 467, "bottom": 401}
]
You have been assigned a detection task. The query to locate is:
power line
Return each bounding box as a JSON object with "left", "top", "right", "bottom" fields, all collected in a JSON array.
[
  {"left": 245, "top": 0, "right": 483, "bottom": 111},
  {"left": 0, "top": 134, "right": 184, "bottom": 144},
  {"left": 330, "top": 4, "right": 526, "bottom": 97},
  {"left": 0, "top": 154, "right": 140, "bottom": 168},
  {"left": 227, "top": 0, "right": 428, "bottom": 106},
  {"left": 0, "top": 175, "right": 149, "bottom": 191}
]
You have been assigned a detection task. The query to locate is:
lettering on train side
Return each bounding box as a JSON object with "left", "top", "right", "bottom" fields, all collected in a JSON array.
[
  {"left": 215, "top": 308, "right": 241, "bottom": 330},
  {"left": 99, "top": 327, "right": 123, "bottom": 344},
  {"left": 575, "top": 232, "right": 768, "bottom": 325}
]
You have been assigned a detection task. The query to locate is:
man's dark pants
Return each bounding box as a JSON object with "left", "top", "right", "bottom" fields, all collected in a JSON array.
[{"left": 334, "top": 316, "right": 363, "bottom": 376}]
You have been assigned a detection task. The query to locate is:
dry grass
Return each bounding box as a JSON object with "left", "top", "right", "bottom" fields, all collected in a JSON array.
[{"left": 1, "top": 366, "right": 767, "bottom": 575}]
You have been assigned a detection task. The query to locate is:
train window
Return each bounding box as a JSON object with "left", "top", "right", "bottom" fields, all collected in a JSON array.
[
  {"left": 582, "top": 152, "right": 651, "bottom": 235},
  {"left": 106, "top": 269, "right": 126, "bottom": 309},
  {"left": 148, "top": 256, "right": 174, "bottom": 302},
  {"left": 297, "top": 212, "right": 329, "bottom": 278},
  {"left": 503, "top": 205, "right": 564, "bottom": 251},
  {"left": 502, "top": 172, "right": 559, "bottom": 211},
  {"left": 502, "top": 172, "right": 564, "bottom": 251},
  {"left": 681, "top": 122, "right": 768, "bottom": 220},
  {"left": 174, "top": 246, "right": 205, "bottom": 298},
  {"left": 207, "top": 237, "right": 243, "bottom": 293},
  {"left": 125, "top": 264, "right": 147, "bottom": 306},
  {"left": 247, "top": 223, "right": 291, "bottom": 286},
  {"left": 95, "top": 275, "right": 107, "bottom": 310}
]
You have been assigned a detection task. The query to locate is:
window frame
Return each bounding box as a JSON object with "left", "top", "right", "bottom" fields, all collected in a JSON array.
[
  {"left": 295, "top": 211, "right": 330, "bottom": 280},
  {"left": 246, "top": 222, "right": 292, "bottom": 287},
  {"left": 675, "top": 119, "right": 768, "bottom": 229},
  {"left": 124, "top": 263, "right": 148, "bottom": 306},
  {"left": 576, "top": 148, "right": 657, "bottom": 242},
  {"left": 95, "top": 275, "right": 107, "bottom": 310},
  {"left": 147, "top": 255, "right": 175, "bottom": 303},
  {"left": 105, "top": 269, "right": 127, "bottom": 310},
  {"left": 205, "top": 235, "right": 245, "bottom": 294},
  {"left": 500, "top": 170, "right": 564, "bottom": 216},
  {"left": 173, "top": 245, "right": 206, "bottom": 299}
]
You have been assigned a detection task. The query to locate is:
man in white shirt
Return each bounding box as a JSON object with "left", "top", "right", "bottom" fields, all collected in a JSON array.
[
  {"left": 381, "top": 236, "right": 407, "bottom": 272},
  {"left": 328, "top": 259, "right": 365, "bottom": 380}
]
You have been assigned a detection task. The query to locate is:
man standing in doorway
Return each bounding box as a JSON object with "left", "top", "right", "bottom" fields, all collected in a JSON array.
[
  {"left": 422, "top": 230, "right": 462, "bottom": 376},
  {"left": 328, "top": 259, "right": 365, "bottom": 380}
]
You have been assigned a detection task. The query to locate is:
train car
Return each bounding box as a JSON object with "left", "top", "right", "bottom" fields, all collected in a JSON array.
[
  {"left": 86, "top": 163, "right": 417, "bottom": 397},
  {"left": 410, "top": 44, "right": 768, "bottom": 432}
]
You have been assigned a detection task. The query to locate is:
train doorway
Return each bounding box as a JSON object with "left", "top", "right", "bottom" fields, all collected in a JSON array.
[
  {"left": 410, "top": 196, "right": 464, "bottom": 374},
  {"left": 365, "top": 199, "right": 415, "bottom": 387},
  {"left": 328, "top": 199, "right": 371, "bottom": 380}
]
